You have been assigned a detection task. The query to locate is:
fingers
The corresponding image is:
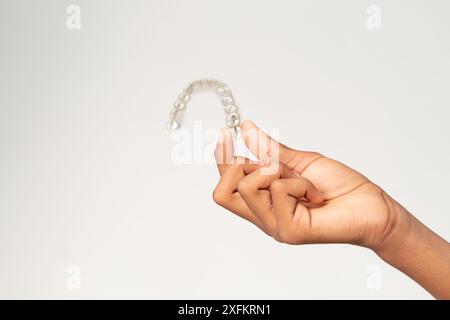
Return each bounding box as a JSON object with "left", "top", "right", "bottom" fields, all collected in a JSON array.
[
  {"left": 213, "top": 153, "right": 325, "bottom": 241},
  {"left": 214, "top": 128, "right": 235, "bottom": 176},
  {"left": 213, "top": 156, "right": 261, "bottom": 226},
  {"left": 213, "top": 124, "right": 325, "bottom": 241},
  {"left": 216, "top": 158, "right": 259, "bottom": 195},
  {"left": 237, "top": 163, "right": 294, "bottom": 235},
  {"left": 270, "top": 177, "right": 323, "bottom": 243},
  {"left": 213, "top": 128, "right": 264, "bottom": 228}
]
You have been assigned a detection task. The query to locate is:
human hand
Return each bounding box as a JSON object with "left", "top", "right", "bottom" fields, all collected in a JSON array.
[{"left": 213, "top": 120, "right": 409, "bottom": 250}]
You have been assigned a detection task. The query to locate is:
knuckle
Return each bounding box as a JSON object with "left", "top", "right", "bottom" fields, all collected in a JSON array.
[
  {"left": 275, "top": 228, "right": 297, "bottom": 245},
  {"left": 212, "top": 188, "right": 227, "bottom": 206},
  {"left": 270, "top": 179, "right": 286, "bottom": 193},
  {"left": 262, "top": 222, "right": 277, "bottom": 238},
  {"left": 237, "top": 178, "right": 253, "bottom": 196}
]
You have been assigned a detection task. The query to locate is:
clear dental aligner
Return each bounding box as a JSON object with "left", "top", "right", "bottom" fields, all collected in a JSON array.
[{"left": 167, "top": 79, "right": 241, "bottom": 135}]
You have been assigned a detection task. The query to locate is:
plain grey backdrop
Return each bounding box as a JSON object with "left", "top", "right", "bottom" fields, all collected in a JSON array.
[{"left": 1, "top": 0, "right": 449, "bottom": 299}]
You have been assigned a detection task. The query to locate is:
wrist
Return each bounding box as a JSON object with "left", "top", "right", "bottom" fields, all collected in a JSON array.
[
  {"left": 374, "top": 194, "right": 450, "bottom": 299},
  {"left": 373, "top": 193, "right": 414, "bottom": 256}
]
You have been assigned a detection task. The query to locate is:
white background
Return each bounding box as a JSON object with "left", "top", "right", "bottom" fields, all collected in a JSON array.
[{"left": 0, "top": 0, "right": 449, "bottom": 299}]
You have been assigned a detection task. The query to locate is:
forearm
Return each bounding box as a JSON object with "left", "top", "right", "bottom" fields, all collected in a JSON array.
[{"left": 376, "top": 203, "right": 450, "bottom": 299}]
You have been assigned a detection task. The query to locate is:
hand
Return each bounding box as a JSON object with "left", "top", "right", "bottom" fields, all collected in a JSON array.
[
  {"left": 212, "top": 120, "right": 450, "bottom": 299},
  {"left": 213, "top": 120, "right": 408, "bottom": 250}
]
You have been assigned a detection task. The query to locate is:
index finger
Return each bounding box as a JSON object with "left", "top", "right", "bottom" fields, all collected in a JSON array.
[{"left": 214, "top": 128, "right": 235, "bottom": 176}]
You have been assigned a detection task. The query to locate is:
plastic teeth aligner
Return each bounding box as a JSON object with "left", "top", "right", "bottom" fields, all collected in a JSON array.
[{"left": 167, "top": 79, "right": 241, "bottom": 134}]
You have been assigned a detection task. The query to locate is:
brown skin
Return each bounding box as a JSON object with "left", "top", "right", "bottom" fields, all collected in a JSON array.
[{"left": 213, "top": 120, "right": 450, "bottom": 299}]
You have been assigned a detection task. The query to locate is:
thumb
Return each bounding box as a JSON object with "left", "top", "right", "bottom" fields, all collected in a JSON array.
[
  {"left": 240, "top": 120, "right": 296, "bottom": 166},
  {"left": 240, "top": 120, "right": 323, "bottom": 173}
]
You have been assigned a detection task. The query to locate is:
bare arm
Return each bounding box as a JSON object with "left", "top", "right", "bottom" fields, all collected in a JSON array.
[{"left": 375, "top": 199, "right": 450, "bottom": 299}]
